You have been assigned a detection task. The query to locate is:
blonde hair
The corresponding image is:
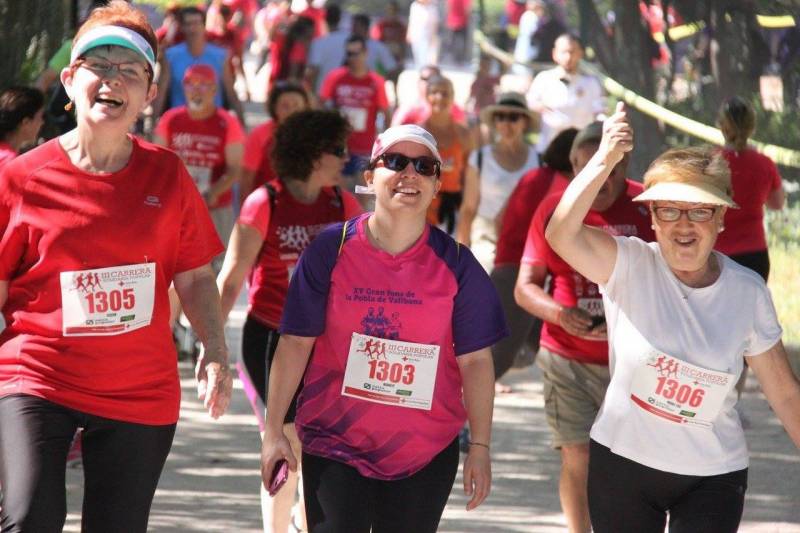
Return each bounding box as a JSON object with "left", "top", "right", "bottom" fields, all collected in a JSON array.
[
  {"left": 643, "top": 146, "right": 733, "bottom": 198},
  {"left": 717, "top": 97, "right": 755, "bottom": 151}
]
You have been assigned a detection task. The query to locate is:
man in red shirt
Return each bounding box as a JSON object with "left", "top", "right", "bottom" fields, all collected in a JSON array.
[
  {"left": 446, "top": 0, "right": 471, "bottom": 64},
  {"left": 320, "top": 35, "right": 390, "bottom": 190},
  {"left": 514, "top": 122, "right": 654, "bottom": 533},
  {"left": 154, "top": 64, "right": 245, "bottom": 272}
]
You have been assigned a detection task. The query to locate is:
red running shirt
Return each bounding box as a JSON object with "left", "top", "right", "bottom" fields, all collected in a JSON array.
[
  {"left": 320, "top": 67, "right": 389, "bottom": 156},
  {"left": 521, "top": 181, "right": 654, "bottom": 365},
  {"left": 238, "top": 180, "right": 362, "bottom": 328},
  {"left": 714, "top": 148, "right": 782, "bottom": 256},
  {"left": 154, "top": 106, "right": 245, "bottom": 208},
  {"left": 0, "top": 137, "right": 223, "bottom": 424},
  {"left": 494, "top": 167, "right": 568, "bottom": 267},
  {"left": 242, "top": 120, "right": 278, "bottom": 190}
]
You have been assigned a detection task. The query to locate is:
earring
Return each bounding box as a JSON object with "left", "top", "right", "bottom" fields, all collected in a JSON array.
[
  {"left": 650, "top": 224, "right": 656, "bottom": 230},
  {"left": 719, "top": 226, "right": 725, "bottom": 233},
  {"left": 64, "top": 101, "right": 74, "bottom": 112}
]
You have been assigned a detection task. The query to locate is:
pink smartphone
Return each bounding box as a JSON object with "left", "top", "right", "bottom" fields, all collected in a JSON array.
[{"left": 268, "top": 459, "right": 289, "bottom": 496}]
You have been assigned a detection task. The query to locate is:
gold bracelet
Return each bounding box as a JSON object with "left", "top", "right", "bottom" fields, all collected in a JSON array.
[{"left": 468, "top": 441, "right": 490, "bottom": 450}]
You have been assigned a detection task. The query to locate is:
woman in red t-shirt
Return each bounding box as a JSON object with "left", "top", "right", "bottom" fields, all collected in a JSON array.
[
  {"left": 217, "top": 109, "right": 360, "bottom": 532},
  {"left": 0, "top": 3, "right": 232, "bottom": 529},
  {"left": 240, "top": 81, "right": 310, "bottom": 203},
  {"left": 268, "top": 15, "right": 315, "bottom": 96},
  {"left": 714, "top": 96, "right": 785, "bottom": 282},
  {"left": 0, "top": 86, "right": 44, "bottom": 169}
]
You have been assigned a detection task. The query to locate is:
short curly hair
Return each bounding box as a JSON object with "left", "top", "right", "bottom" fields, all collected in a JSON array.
[{"left": 271, "top": 110, "right": 351, "bottom": 182}]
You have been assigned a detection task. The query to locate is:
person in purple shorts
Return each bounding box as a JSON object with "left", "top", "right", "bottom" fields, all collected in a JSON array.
[{"left": 260, "top": 124, "right": 508, "bottom": 532}]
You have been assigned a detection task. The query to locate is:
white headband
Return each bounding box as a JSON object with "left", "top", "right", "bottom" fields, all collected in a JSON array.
[{"left": 71, "top": 25, "right": 156, "bottom": 72}]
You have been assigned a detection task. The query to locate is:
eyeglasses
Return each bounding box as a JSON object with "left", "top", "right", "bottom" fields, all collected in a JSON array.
[
  {"left": 325, "top": 146, "right": 348, "bottom": 158},
  {"left": 494, "top": 112, "right": 524, "bottom": 122},
  {"left": 652, "top": 206, "right": 717, "bottom": 222},
  {"left": 378, "top": 153, "right": 440, "bottom": 177},
  {"left": 77, "top": 56, "right": 150, "bottom": 82},
  {"left": 183, "top": 80, "right": 215, "bottom": 91}
]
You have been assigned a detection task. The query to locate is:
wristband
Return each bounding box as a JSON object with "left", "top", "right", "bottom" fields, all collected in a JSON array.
[{"left": 468, "top": 441, "right": 490, "bottom": 450}]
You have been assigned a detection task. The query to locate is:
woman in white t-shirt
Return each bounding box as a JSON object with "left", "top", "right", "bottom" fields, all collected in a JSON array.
[
  {"left": 457, "top": 92, "right": 539, "bottom": 271},
  {"left": 544, "top": 103, "right": 800, "bottom": 533}
]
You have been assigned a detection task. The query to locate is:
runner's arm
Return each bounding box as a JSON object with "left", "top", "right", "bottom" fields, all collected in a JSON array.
[
  {"left": 515, "top": 262, "right": 595, "bottom": 338},
  {"left": 455, "top": 163, "right": 479, "bottom": 246},
  {"left": 222, "top": 52, "right": 246, "bottom": 126},
  {"left": 152, "top": 57, "right": 171, "bottom": 119},
  {"left": 217, "top": 223, "right": 263, "bottom": 320},
  {"left": 261, "top": 334, "right": 316, "bottom": 480},
  {"left": 174, "top": 264, "right": 233, "bottom": 419},
  {"left": 207, "top": 142, "right": 243, "bottom": 206},
  {"left": 747, "top": 340, "right": 800, "bottom": 448},
  {"left": 544, "top": 103, "right": 630, "bottom": 286},
  {"left": 0, "top": 281, "right": 6, "bottom": 309},
  {"left": 458, "top": 347, "right": 494, "bottom": 510}
]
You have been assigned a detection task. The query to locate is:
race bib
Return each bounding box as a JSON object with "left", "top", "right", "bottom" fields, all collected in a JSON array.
[
  {"left": 341, "top": 106, "right": 368, "bottom": 132},
  {"left": 60, "top": 263, "right": 156, "bottom": 336},
  {"left": 341, "top": 333, "right": 439, "bottom": 410},
  {"left": 629, "top": 351, "right": 736, "bottom": 428},
  {"left": 186, "top": 165, "right": 212, "bottom": 194},
  {"left": 577, "top": 297, "right": 604, "bottom": 317}
]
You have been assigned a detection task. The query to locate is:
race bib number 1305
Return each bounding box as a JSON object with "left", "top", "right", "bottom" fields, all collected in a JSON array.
[{"left": 60, "top": 263, "right": 156, "bottom": 336}]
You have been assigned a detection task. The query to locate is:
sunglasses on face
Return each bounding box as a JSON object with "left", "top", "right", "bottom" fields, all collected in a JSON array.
[
  {"left": 652, "top": 206, "right": 717, "bottom": 222},
  {"left": 325, "top": 146, "right": 348, "bottom": 158},
  {"left": 378, "top": 152, "right": 440, "bottom": 177},
  {"left": 346, "top": 48, "right": 364, "bottom": 57},
  {"left": 493, "top": 112, "right": 524, "bottom": 122}
]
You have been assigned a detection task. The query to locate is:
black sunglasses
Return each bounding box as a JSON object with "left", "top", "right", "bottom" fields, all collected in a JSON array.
[
  {"left": 494, "top": 112, "right": 524, "bottom": 122},
  {"left": 379, "top": 153, "right": 440, "bottom": 177},
  {"left": 325, "top": 146, "right": 348, "bottom": 158},
  {"left": 346, "top": 48, "right": 363, "bottom": 57}
]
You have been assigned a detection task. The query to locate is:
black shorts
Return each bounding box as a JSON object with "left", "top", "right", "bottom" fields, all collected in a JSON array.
[
  {"left": 588, "top": 439, "right": 747, "bottom": 533},
  {"left": 241, "top": 315, "right": 301, "bottom": 424}
]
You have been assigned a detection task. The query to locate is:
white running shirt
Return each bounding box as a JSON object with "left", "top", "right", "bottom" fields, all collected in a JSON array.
[{"left": 592, "top": 236, "right": 782, "bottom": 476}]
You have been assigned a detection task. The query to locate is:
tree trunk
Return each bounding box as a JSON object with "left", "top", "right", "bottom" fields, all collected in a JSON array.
[{"left": 610, "top": 0, "right": 666, "bottom": 178}]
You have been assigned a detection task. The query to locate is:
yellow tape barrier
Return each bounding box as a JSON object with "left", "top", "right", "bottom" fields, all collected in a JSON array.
[
  {"left": 757, "top": 15, "right": 796, "bottom": 28},
  {"left": 652, "top": 15, "right": 794, "bottom": 43},
  {"left": 474, "top": 31, "right": 800, "bottom": 168}
]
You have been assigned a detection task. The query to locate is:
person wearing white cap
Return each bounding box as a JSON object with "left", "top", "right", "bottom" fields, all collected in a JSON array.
[
  {"left": 260, "top": 124, "right": 507, "bottom": 532},
  {"left": 545, "top": 103, "right": 800, "bottom": 532},
  {"left": 0, "top": 2, "right": 232, "bottom": 530}
]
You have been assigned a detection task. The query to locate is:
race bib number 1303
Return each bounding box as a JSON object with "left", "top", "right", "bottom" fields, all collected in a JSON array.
[
  {"left": 341, "top": 333, "right": 439, "bottom": 410},
  {"left": 60, "top": 263, "right": 156, "bottom": 336}
]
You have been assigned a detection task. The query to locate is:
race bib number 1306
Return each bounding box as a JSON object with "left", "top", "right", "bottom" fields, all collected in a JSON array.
[{"left": 60, "top": 263, "right": 156, "bottom": 336}]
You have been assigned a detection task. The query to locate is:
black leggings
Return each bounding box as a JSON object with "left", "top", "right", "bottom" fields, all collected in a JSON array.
[
  {"left": 729, "top": 249, "right": 770, "bottom": 282},
  {"left": 0, "top": 394, "right": 175, "bottom": 533},
  {"left": 241, "top": 315, "right": 301, "bottom": 423},
  {"left": 302, "top": 438, "right": 459, "bottom": 533},
  {"left": 437, "top": 192, "right": 463, "bottom": 235},
  {"left": 588, "top": 440, "right": 747, "bottom": 533}
]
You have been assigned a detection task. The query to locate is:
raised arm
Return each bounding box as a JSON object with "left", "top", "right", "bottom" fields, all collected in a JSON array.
[{"left": 545, "top": 103, "right": 632, "bottom": 286}]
